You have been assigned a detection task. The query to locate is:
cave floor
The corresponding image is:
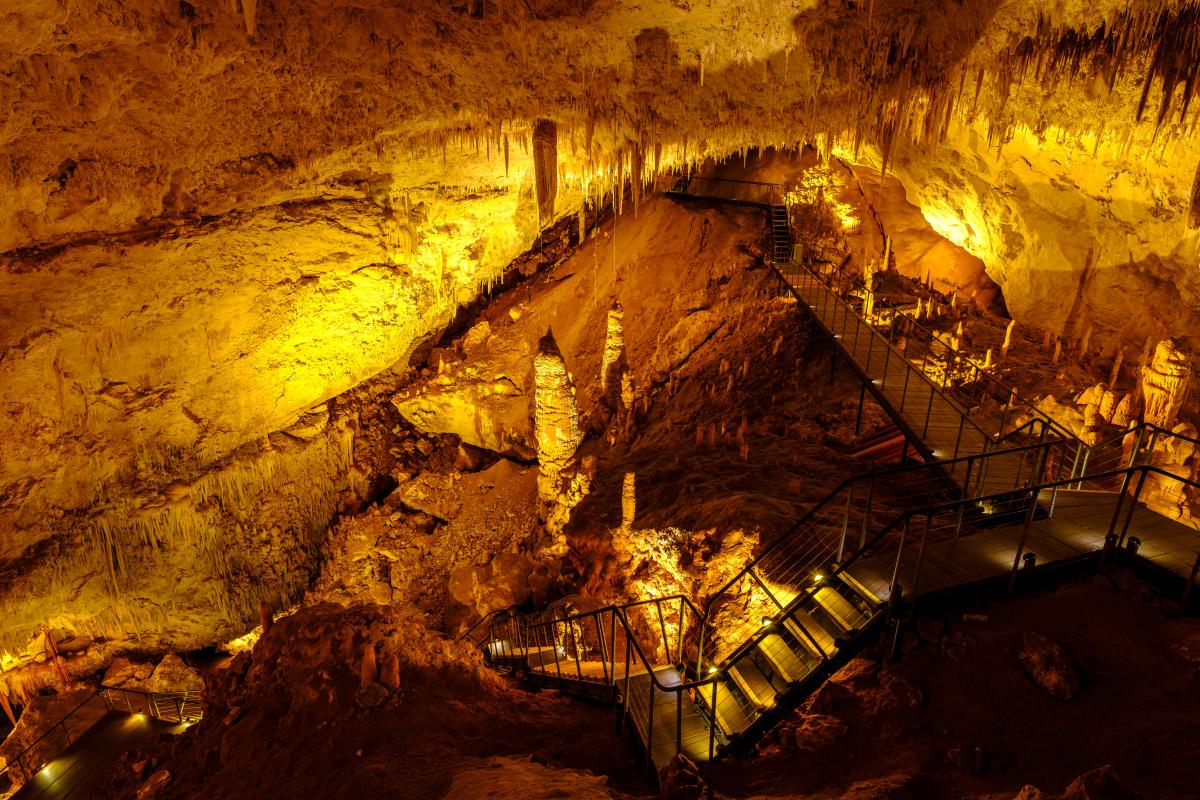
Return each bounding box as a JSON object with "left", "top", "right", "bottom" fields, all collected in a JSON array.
[{"left": 11, "top": 713, "right": 182, "bottom": 800}]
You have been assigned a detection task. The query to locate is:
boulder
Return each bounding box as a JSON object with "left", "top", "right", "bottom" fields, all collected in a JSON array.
[
  {"left": 103, "top": 656, "right": 155, "bottom": 686},
  {"left": 1059, "top": 765, "right": 1141, "bottom": 799},
  {"left": 792, "top": 713, "right": 847, "bottom": 752},
  {"left": 1019, "top": 632, "right": 1080, "bottom": 700},
  {"left": 878, "top": 669, "right": 923, "bottom": 709},
  {"left": 947, "top": 745, "right": 987, "bottom": 776},
  {"left": 136, "top": 769, "right": 171, "bottom": 800},
  {"left": 658, "top": 753, "right": 704, "bottom": 800}
]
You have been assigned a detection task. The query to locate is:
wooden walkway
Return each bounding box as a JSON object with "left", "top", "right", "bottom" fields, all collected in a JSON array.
[
  {"left": 11, "top": 713, "right": 183, "bottom": 800},
  {"left": 844, "top": 491, "right": 1200, "bottom": 603},
  {"left": 478, "top": 185, "right": 1200, "bottom": 777}
]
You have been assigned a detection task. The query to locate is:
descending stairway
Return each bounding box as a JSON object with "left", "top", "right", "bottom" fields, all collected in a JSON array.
[{"left": 468, "top": 178, "right": 1200, "bottom": 779}]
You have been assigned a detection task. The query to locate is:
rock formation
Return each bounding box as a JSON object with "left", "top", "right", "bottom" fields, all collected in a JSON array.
[
  {"left": 1141, "top": 340, "right": 1192, "bottom": 430},
  {"left": 533, "top": 330, "right": 583, "bottom": 511}
]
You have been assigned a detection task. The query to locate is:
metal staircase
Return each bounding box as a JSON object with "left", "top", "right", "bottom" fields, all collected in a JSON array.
[
  {"left": 466, "top": 178, "right": 1200, "bottom": 779},
  {"left": 469, "top": 444, "right": 1200, "bottom": 778}
]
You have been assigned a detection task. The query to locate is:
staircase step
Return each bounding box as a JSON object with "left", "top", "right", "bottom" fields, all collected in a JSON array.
[
  {"left": 783, "top": 613, "right": 837, "bottom": 658},
  {"left": 727, "top": 654, "right": 779, "bottom": 710},
  {"left": 812, "top": 585, "right": 871, "bottom": 631},
  {"left": 695, "top": 677, "right": 756, "bottom": 737},
  {"left": 836, "top": 570, "right": 886, "bottom": 606},
  {"left": 758, "top": 631, "right": 820, "bottom": 683}
]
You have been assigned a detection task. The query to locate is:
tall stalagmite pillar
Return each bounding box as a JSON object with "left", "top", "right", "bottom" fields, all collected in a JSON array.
[
  {"left": 1141, "top": 340, "right": 1191, "bottom": 428},
  {"left": 533, "top": 329, "right": 582, "bottom": 509},
  {"left": 533, "top": 119, "right": 558, "bottom": 228}
]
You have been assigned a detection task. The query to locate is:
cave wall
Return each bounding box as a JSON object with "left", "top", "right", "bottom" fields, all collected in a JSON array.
[{"left": 2, "top": 0, "right": 1199, "bottom": 668}]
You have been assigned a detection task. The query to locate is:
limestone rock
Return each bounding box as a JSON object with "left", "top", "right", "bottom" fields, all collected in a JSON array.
[
  {"left": 136, "top": 769, "right": 171, "bottom": 800},
  {"left": 1141, "top": 340, "right": 1191, "bottom": 429},
  {"left": 1019, "top": 632, "right": 1080, "bottom": 700},
  {"left": 792, "top": 713, "right": 847, "bottom": 752},
  {"left": 878, "top": 669, "right": 923, "bottom": 709},
  {"left": 1059, "top": 765, "right": 1141, "bottom": 799},
  {"left": 448, "top": 551, "right": 554, "bottom": 619},
  {"left": 1013, "top": 765, "right": 1141, "bottom": 800},
  {"left": 533, "top": 330, "right": 582, "bottom": 509},
  {"left": 947, "top": 745, "right": 987, "bottom": 776},
  {"left": 104, "top": 656, "right": 156, "bottom": 686},
  {"left": 657, "top": 753, "right": 704, "bottom": 800},
  {"left": 354, "top": 679, "right": 389, "bottom": 708}
]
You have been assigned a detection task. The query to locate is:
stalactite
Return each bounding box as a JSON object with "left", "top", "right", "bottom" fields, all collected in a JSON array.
[
  {"left": 1190, "top": 158, "right": 1200, "bottom": 229},
  {"left": 1109, "top": 349, "right": 1126, "bottom": 389},
  {"left": 532, "top": 119, "right": 558, "bottom": 227}
]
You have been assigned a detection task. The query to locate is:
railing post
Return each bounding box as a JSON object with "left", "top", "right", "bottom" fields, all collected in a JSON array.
[
  {"left": 923, "top": 379, "right": 935, "bottom": 438},
  {"left": 676, "top": 601, "right": 685, "bottom": 666},
  {"left": 859, "top": 475, "right": 875, "bottom": 550},
  {"left": 620, "top": 635, "right": 632, "bottom": 731},
  {"left": 838, "top": 483, "right": 855, "bottom": 562},
  {"left": 1105, "top": 468, "right": 1134, "bottom": 541},
  {"left": 646, "top": 683, "right": 656, "bottom": 777},
  {"left": 911, "top": 512, "right": 933, "bottom": 595},
  {"left": 676, "top": 690, "right": 683, "bottom": 756},
  {"left": 708, "top": 682, "right": 718, "bottom": 759},
  {"left": 956, "top": 456, "right": 973, "bottom": 540},
  {"left": 900, "top": 362, "right": 911, "bottom": 412},
  {"left": 1007, "top": 486, "right": 1042, "bottom": 593},
  {"left": 596, "top": 616, "right": 610, "bottom": 685},
  {"left": 1118, "top": 468, "right": 1150, "bottom": 546},
  {"left": 952, "top": 414, "right": 966, "bottom": 461},
  {"left": 882, "top": 340, "right": 892, "bottom": 387},
  {"left": 655, "top": 602, "right": 671, "bottom": 665},
  {"left": 888, "top": 518, "right": 910, "bottom": 599}
]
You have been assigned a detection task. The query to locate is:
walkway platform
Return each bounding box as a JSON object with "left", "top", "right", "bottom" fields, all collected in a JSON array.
[{"left": 12, "top": 712, "right": 183, "bottom": 800}]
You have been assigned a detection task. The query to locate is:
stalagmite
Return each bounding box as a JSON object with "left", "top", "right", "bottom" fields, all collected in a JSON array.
[
  {"left": 600, "top": 300, "right": 625, "bottom": 392},
  {"left": 242, "top": 0, "right": 257, "bottom": 35},
  {"left": 532, "top": 119, "right": 558, "bottom": 227},
  {"left": 1190, "top": 159, "right": 1200, "bottom": 230},
  {"left": 1053, "top": 338, "right": 1062, "bottom": 364},
  {"left": 533, "top": 330, "right": 582, "bottom": 508},
  {"left": 1099, "top": 388, "right": 1117, "bottom": 423},
  {"left": 1112, "top": 393, "right": 1136, "bottom": 427},
  {"left": 620, "top": 371, "right": 635, "bottom": 411},
  {"left": 1140, "top": 340, "right": 1192, "bottom": 428},
  {"left": 358, "top": 642, "right": 377, "bottom": 685},
  {"left": 1002, "top": 319, "right": 1016, "bottom": 358},
  {"left": 1079, "top": 325, "right": 1093, "bottom": 358},
  {"left": 1109, "top": 350, "right": 1126, "bottom": 389},
  {"left": 621, "top": 472, "right": 636, "bottom": 530}
]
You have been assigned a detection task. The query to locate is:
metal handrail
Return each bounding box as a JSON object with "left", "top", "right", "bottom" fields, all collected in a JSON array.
[
  {"left": 778, "top": 258, "right": 1074, "bottom": 445},
  {"left": 514, "top": 595, "right": 703, "bottom": 695},
  {"left": 0, "top": 689, "right": 101, "bottom": 784},
  {"left": 700, "top": 438, "right": 1057, "bottom": 615},
  {"left": 99, "top": 684, "right": 203, "bottom": 724},
  {"left": 711, "top": 462, "right": 1200, "bottom": 678},
  {"left": 475, "top": 460, "right": 1200, "bottom": 767}
]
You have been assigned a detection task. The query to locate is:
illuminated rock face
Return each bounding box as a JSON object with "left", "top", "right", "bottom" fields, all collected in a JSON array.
[
  {"left": 533, "top": 330, "right": 583, "bottom": 517},
  {"left": 2, "top": 0, "right": 1200, "bottom": 670},
  {"left": 1141, "top": 340, "right": 1192, "bottom": 430}
]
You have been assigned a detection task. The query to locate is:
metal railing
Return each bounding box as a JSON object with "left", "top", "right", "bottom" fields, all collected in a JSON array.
[
  {"left": 0, "top": 683, "right": 203, "bottom": 789},
  {"left": 99, "top": 684, "right": 202, "bottom": 725},
  {"left": 668, "top": 176, "right": 786, "bottom": 207},
  {"left": 695, "top": 438, "right": 1057, "bottom": 665},
  {"left": 471, "top": 457, "right": 1200, "bottom": 771},
  {"left": 0, "top": 689, "right": 102, "bottom": 788}
]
